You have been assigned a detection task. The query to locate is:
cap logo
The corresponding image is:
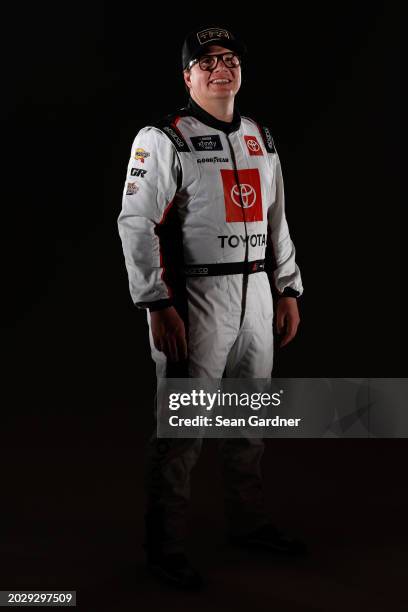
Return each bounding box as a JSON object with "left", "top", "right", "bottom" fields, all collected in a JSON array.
[{"left": 197, "top": 28, "right": 231, "bottom": 45}]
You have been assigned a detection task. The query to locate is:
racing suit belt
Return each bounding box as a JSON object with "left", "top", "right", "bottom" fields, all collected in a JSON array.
[{"left": 184, "top": 259, "right": 265, "bottom": 276}]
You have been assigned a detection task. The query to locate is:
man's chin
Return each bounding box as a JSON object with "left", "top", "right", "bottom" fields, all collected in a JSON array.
[{"left": 208, "top": 89, "right": 235, "bottom": 99}]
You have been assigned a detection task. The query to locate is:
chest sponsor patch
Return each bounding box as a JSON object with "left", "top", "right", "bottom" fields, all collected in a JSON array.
[
  {"left": 220, "top": 168, "right": 263, "bottom": 223},
  {"left": 134, "top": 148, "right": 150, "bottom": 163},
  {"left": 244, "top": 135, "right": 263, "bottom": 156},
  {"left": 197, "top": 156, "right": 229, "bottom": 164},
  {"left": 126, "top": 182, "right": 139, "bottom": 195},
  {"left": 130, "top": 168, "right": 147, "bottom": 177},
  {"left": 191, "top": 134, "right": 223, "bottom": 151}
]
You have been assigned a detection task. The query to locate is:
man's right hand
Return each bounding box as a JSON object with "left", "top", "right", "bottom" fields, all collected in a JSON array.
[{"left": 150, "top": 306, "right": 188, "bottom": 362}]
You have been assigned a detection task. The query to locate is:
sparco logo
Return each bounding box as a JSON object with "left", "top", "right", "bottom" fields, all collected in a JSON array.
[
  {"left": 163, "top": 127, "right": 185, "bottom": 149},
  {"left": 263, "top": 128, "right": 274, "bottom": 150},
  {"left": 187, "top": 267, "right": 209, "bottom": 275},
  {"left": 231, "top": 184, "right": 256, "bottom": 208},
  {"left": 218, "top": 234, "right": 267, "bottom": 248}
]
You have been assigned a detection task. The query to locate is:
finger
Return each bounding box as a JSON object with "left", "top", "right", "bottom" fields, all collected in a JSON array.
[
  {"left": 167, "top": 336, "right": 179, "bottom": 363},
  {"left": 280, "top": 321, "right": 299, "bottom": 347},
  {"left": 276, "top": 311, "right": 286, "bottom": 334},
  {"left": 157, "top": 335, "right": 171, "bottom": 360},
  {"left": 177, "top": 332, "right": 188, "bottom": 361},
  {"left": 154, "top": 337, "right": 163, "bottom": 354},
  {"left": 280, "top": 333, "right": 292, "bottom": 347}
]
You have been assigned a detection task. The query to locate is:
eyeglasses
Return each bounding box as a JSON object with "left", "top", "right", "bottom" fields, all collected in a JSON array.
[{"left": 188, "top": 52, "right": 241, "bottom": 72}]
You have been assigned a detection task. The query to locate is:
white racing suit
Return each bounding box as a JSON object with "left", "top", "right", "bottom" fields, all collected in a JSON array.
[{"left": 117, "top": 98, "right": 303, "bottom": 555}]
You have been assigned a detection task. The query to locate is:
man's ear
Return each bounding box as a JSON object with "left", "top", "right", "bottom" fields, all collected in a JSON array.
[{"left": 183, "top": 69, "right": 192, "bottom": 91}]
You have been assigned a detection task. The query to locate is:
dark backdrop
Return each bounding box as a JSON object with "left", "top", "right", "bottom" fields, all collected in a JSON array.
[
  {"left": 5, "top": 3, "right": 406, "bottom": 385},
  {"left": 4, "top": 2, "right": 406, "bottom": 426},
  {"left": 2, "top": 3, "right": 407, "bottom": 607}
]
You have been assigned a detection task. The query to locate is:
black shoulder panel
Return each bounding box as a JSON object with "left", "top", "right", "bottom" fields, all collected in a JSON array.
[
  {"left": 257, "top": 124, "right": 276, "bottom": 153},
  {"left": 244, "top": 116, "right": 277, "bottom": 153},
  {"left": 154, "top": 111, "right": 190, "bottom": 152}
]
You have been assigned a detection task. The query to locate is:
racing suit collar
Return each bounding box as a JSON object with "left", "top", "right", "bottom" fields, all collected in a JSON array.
[{"left": 186, "top": 97, "right": 241, "bottom": 134}]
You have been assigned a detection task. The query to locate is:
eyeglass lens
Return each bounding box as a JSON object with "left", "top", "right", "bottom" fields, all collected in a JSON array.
[{"left": 199, "top": 53, "right": 240, "bottom": 71}]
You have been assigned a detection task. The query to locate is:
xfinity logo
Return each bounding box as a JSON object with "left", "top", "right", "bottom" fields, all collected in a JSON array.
[
  {"left": 191, "top": 134, "right": 223, "bottom": 151},
  {"left": 218, "top": 234, "right": 267, "bottom": 248}
]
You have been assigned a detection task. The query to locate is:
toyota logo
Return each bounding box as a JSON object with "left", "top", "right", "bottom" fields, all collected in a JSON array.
[
  {"left": 246, "top": 139, "right": 260, "bottom": 152},
  {"left": 231, "top": 183, "right": 257, "bottom": 208}
]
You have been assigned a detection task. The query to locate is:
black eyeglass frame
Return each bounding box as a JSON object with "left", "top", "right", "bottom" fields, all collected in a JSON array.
[{"left": 187, "top": 52, "right": 242, "bottom": 72}]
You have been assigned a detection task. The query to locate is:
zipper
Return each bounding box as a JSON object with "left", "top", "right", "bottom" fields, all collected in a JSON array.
[{"left": 226, "top": 134, "right": 249, "bottom": 328}]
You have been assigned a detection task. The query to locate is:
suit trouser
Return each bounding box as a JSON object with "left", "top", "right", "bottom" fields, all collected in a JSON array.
[{"left": 144, "top": 272, "right": 274, "bottom": 555}]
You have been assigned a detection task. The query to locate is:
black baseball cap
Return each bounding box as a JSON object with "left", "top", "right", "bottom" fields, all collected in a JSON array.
[{"left": 182, "top": 26, "right": 247, "bottom": 70}]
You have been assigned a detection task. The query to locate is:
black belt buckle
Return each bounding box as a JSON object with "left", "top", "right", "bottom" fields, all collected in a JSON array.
[{"left": 245, "top": 260, "right": 265, "bottom": 274}]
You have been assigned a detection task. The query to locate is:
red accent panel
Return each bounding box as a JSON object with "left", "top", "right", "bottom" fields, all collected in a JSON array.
[
  {"left": 244, "top": 135, "right": 263, "bottom": 156},
  {"left": 159, "top": 198, "right": 175, "bottom": 224},
  {"left": 157, "top": 198, "right": 176, "bottom": 298},
  {"left": 220, "top": 169, "right": 263, "bottom": 223}
]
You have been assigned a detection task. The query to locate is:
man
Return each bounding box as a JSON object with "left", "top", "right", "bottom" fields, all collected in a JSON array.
[{"left": 117, "top": 26, "right": 304, "bottom": 589}]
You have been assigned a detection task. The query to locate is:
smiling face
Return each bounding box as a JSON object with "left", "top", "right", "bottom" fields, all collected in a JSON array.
[{"left": 183, "top": 44, "right": 242, "bottom": 104}]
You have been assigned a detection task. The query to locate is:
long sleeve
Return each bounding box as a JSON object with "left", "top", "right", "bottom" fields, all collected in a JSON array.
[
  {"left": 267, "top": 153, "right": 303, "bottom": 297},
  {"left": 117, "top": 126, "right": 181, "bottom": 309}
]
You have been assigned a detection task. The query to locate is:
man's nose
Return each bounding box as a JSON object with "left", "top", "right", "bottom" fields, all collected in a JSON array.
[{"left": 213, "top": 58, "right": 230, "bottom": 72}]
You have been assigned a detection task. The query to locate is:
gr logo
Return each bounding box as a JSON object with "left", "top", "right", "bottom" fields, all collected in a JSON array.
[{"left": 131, "top": 168, "right": 147, "bottom": 177}]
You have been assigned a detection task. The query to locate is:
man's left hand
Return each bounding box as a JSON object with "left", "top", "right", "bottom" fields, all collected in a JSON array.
[{"left": 276, "top": 297, "right": 300, "bottom": 347}]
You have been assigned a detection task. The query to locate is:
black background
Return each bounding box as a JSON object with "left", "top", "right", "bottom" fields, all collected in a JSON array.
[{"left": 2, "top": 3, "right": 407, "bottom": 609}]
